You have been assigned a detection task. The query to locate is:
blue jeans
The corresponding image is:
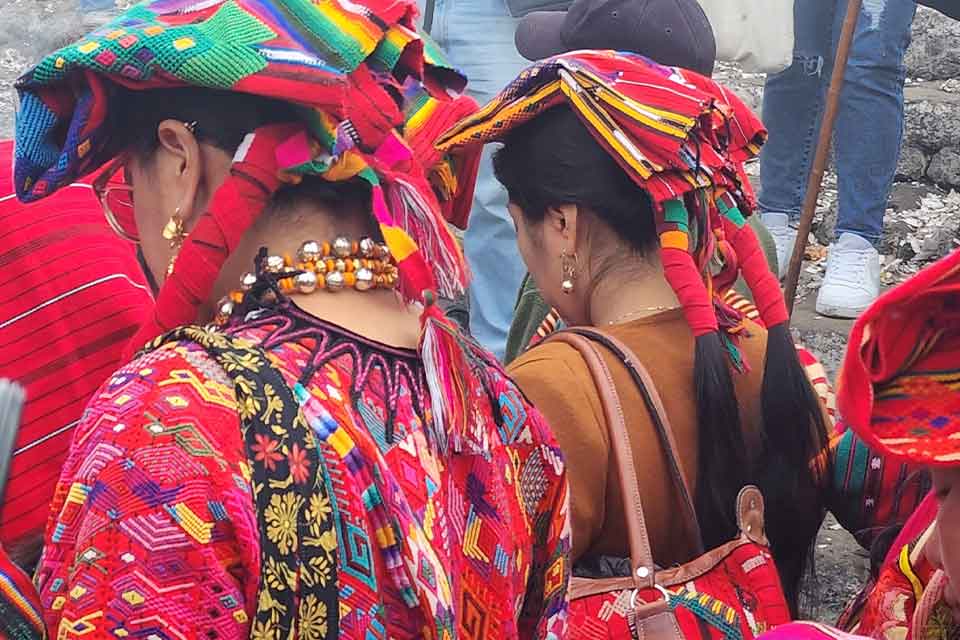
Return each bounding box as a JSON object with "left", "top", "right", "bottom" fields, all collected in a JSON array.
[
  {"left": 420, "top": 0, "right": 529, "bottom": 360},
  {"left": 759, "top": 0, "right": 917, "bottom": 247}
]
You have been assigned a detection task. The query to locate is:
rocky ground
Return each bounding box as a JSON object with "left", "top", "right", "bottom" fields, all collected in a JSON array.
[{"left": 2, "top": 0, "right": 958, "bottom": 626}]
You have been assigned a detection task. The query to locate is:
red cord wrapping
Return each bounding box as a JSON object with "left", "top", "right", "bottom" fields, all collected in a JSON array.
[{"left": 724, "top": 217, "right": 789, "bottom": 329}]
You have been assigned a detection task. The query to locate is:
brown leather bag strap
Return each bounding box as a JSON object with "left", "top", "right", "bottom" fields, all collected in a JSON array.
[
  {"left": 547, "top": 331, "right": 656, "bottom": 591},
  {"left": 570, "top": 327, "right": 704, "bottom": 554}
]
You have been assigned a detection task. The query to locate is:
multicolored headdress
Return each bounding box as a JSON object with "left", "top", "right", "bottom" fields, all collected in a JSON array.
[
  {"left": 437, "top": 51, "right": 787, "bottom": 366},
  {"left": 839, "top": 248, "right": 960, "bottom": 467},
  {"left": 13, "top": 0, "right": 477, "bottom": 303},
  {"left": 14, "top": 0, "right": 491, "bottom": 450}
]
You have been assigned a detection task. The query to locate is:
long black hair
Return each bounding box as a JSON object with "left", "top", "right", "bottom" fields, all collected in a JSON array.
[{"left": 493, "top": 106, "right": 830, "bottom": 607}]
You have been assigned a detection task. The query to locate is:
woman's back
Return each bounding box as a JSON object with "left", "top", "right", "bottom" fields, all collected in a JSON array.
[
  {"left": 509, "top": 312, "right": 821, "bottom": 569},
  {"left": 36, "top": 306, "right": 569, "bottom": 638}
]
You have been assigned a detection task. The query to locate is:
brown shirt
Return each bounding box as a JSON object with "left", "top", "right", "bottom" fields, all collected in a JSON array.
[{"left": 507, "top": 309, "right": 768, "bottom": 566}]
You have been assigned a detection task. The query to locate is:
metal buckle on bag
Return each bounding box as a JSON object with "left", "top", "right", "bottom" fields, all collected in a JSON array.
[{"left": 629, "top": 583, "right": 673, "bottom": 609}]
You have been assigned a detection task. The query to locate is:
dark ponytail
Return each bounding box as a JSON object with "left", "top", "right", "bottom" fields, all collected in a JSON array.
[
  {"left": 693, "top": 333, "right": 750, "bottom": 545},
  {"left": 759, "top": 323, "right": 831, "bottom": 608}
]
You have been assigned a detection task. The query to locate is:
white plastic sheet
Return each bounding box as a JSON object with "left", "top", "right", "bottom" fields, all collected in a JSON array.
[{"left": 697, "top": 0, "right": 795, "bottom": 73}]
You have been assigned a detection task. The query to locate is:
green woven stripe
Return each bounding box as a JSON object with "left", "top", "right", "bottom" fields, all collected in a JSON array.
[
  {"left": 717, "top": 198, "right": 747, "bottom": 228},
  {"left": 176, "top": 2, "right": 275, "bottom": 88},
  {"left": 403, "top": 90, "right": 432, "bottom": 123},
  {"left": 30, "top": 2, "right": 273, "bottom": 89},
  {"left": 369, "top": 35, "right": 402, "bottom": 72},
  {"left": 663, "top": 199, "right": 689, "bottom": 225}
]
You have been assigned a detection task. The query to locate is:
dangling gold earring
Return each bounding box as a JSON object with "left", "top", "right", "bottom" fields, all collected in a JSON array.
[
  {"left": 162, "top": 208, "right": 186, "bottom": 276},
  {"left": 560, "top": 250, "right": 578, "bottom": 295}
]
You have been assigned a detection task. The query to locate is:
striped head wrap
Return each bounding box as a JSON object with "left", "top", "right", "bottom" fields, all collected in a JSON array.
[
  {"left": 14, "top": 0, "right": 476, "bottom": 303},
  {"left": 14, "top": 0, "right": 486, "bottom": 444},
  {"left": 438, "top": 51, "right": 788, "bottom": 366},
  {"left": 839, "top": 248, "right": 960, "bottom": 467}
]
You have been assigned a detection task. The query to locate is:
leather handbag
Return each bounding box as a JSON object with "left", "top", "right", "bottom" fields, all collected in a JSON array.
[{"left": 546, "top": 327, "right": 792, "bottom": 639}]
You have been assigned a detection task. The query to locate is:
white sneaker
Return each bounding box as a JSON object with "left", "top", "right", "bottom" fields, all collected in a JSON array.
[
  {"left": 816, "top": 233, "right": 881, "bottom": 319},
  {"left": 761, "top": 212, "right": 798, "bottom": 279}
]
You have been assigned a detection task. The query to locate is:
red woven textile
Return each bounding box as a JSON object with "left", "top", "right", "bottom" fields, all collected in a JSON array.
[
  {"left": 0, "top": 139, "right": 152, "bottom": 553},
  {"left": 839, "top": 248, "right": 960, "bottom": 467}
]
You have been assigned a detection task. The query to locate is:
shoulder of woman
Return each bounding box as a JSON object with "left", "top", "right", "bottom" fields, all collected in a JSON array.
[
  {"left": 507, "top": 339, "right": 589, "bottom": 376},
  {"left": 73, "top": 339, "right": 242, "bottom": 459},
  {"left": 506, "top": 340, "right": 605, "bottom": 435}
]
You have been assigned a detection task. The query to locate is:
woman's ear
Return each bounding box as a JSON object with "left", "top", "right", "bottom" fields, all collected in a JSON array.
[
  {"left": 155, "top": 119, "right": 202, "bottom": 225},
  {"left": 545, "top": 203, "right": 579, "bottom": 256}
]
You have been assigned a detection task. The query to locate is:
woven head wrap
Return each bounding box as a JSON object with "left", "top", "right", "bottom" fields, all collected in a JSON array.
[
  {"left": 839, "top": 248, "right": 960, "bottom": 467},
  {"left": 14, "top": 0, "right": 488, "bottom": 445},
  {"left": 437, "top": 51, "right": 787, "bottom": 366},
  {"left": 14, "top": 0, "right": 475, "bottom": 294}
]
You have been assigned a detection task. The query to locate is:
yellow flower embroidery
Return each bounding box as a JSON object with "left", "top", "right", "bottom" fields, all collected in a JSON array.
[
  {"left": 221, "top": 349, "right": 260, "bottom": 373},
  {"left": 298, "top": 595, "right": 328, "bottom": 640},
  {"left": 250, "top": 619, "right": 276, "bottom": 640},
  {"left": 264, "top": 492, "right": 302, "bottom": 555},
  {"left": 308, "top": 493, "right": 332, "bottom": 532},
  {"left": 262, "top": 383, "right": 284, "bottom": 424}
]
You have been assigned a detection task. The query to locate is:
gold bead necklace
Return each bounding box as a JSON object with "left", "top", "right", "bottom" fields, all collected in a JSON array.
[{"left": 215, "top": 236, "right": 398, "bottom": 324}]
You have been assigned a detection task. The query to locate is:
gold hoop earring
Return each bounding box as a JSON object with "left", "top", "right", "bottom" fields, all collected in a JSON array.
[
  {"left": 162, "top": 208, "right": 186, "bottom": 276},
  {"left": 561, "top": 250, "right": 578, "bottom": 295}
]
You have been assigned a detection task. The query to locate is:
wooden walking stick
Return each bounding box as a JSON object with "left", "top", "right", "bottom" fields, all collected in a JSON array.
[{"left": 783, "top": 0, "right": 864, "bottom": 315}]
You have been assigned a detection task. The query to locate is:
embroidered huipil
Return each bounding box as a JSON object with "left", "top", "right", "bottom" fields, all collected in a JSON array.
[{"left": 35, "top": 306, "right": 570, "bottom": 639}]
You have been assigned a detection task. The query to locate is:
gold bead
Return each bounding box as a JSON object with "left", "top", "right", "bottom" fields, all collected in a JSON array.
[
  {"left": 326, "top": 270, "right": 345, "bottom": 291},
  {"left": 334, "top": 258, "right": 346, "bottom": 273},
  {"left": 298, "top": 240, "right": 322, "bottom": 263},
  {"left": 240, "top": 272, "right": 258, "bottom": 291},
  {"left": 266, "top": 255, "right": 285, "bottom": 273},
  {"left": 333, "top": 237, "right": 352, "bottom": 258},
  {"left": 295, "top": 271, "right": 318, "bottom": 294},
  {"left": 216, "top": 297, "right": 234, "bottom": 322},
  {"left": 355, "top": 268, "right": 374, "bottom": 291},
  {"left": 359, "top": 237, "right": 377, "bottom": 258},
  {"left": 315, "top": 260, "right": 327, "bottom": 274}
]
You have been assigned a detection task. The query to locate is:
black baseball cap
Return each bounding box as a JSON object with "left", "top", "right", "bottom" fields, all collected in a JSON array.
[{"left": 515, "top": 0, "right": 717, "bottom": 77}]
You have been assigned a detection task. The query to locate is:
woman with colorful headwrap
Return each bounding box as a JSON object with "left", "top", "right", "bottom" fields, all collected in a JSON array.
[
  {"left": 13, "top": 0, "right": 570, "bottom": 637},
  {"left": 759, "top": 248, "right": 960, "bottom": 640},
  {"left": 438, "top": 51, "right": 832, "bottom": 611}
]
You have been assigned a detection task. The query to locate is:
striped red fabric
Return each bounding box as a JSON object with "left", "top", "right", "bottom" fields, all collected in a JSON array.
[{"left": 0, "top": 140, "right": 153, "bottom": 554}]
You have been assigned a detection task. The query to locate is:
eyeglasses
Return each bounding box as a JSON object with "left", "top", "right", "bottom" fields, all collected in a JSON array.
[
  {"left": 93, "top": 122, "right": 199, "bottom": 244},
  {"left": 93, "top": 155, "right": 138, "bottom": 243}
]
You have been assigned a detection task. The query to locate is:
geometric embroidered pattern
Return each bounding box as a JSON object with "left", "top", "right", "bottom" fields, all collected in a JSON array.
[{"left": 34, "top": 306, "right": 571, "bottom": 638}]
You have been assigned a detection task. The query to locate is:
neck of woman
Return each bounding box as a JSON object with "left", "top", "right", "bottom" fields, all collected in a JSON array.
[
  {"left": 209, "top": 205, "right": 424, "bottom": 350},
  {"left": 586, "top": 256, "right": 681, "bottom": 327}
]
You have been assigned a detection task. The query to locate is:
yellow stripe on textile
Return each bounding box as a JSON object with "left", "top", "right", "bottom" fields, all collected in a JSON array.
[
  {"left": 325, "top": 2, "right": 380, "bottom": 56},
  {"left": 406, "top": 98, "right": 438, "bottom": 133},
  {"left": 559, "top": 79, "right": 653, "bottom": 180},
  {"left": 380, "top": 226, "right": 419, "bottom": 262},
  {"left": 324, "top": 149, "right": 368, "bottom": 181},
  {"left": 899, "top": 543, "right": 926, "bottom": 603},
  {"left": 437, "top": 81, "right": 561, "bottom": 149},
  {"left": 660, "top": 230, "right": 689, "bottom": 251},
  {"left": 172, "top": 503, "right": 213, "bottom": 544},
  {"left": 594, "top": 87, "right": 692, "bottom": 138}
]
